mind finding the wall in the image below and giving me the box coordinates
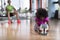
[48,0,58,18]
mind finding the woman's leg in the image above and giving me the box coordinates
[6,12,12,24]
[7,12,11,20]
[14,11,20,23]
[14,11,19,20]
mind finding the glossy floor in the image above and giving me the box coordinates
[0,20,30,40]
[0,19,60,40]
[30,19,60,40]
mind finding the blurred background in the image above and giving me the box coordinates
[0,0,60,19]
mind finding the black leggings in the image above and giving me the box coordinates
[0,13,14,17]
[6,13,14,17]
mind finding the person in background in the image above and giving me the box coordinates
[6,0,20,24]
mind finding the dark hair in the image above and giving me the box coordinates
[36,8,48,19]
[7,0,11,3]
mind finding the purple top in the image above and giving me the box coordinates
[35,17,49,26]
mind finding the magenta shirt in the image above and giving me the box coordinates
[35,17,49,26]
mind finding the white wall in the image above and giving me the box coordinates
[55,4,59,10]
[48,0,58,18]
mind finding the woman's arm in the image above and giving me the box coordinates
[6,7,10,20]
[46,21,50,29]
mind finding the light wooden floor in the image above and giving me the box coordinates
[30,19,60,40]
[0,20,30,40]
[0,19,60,40]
